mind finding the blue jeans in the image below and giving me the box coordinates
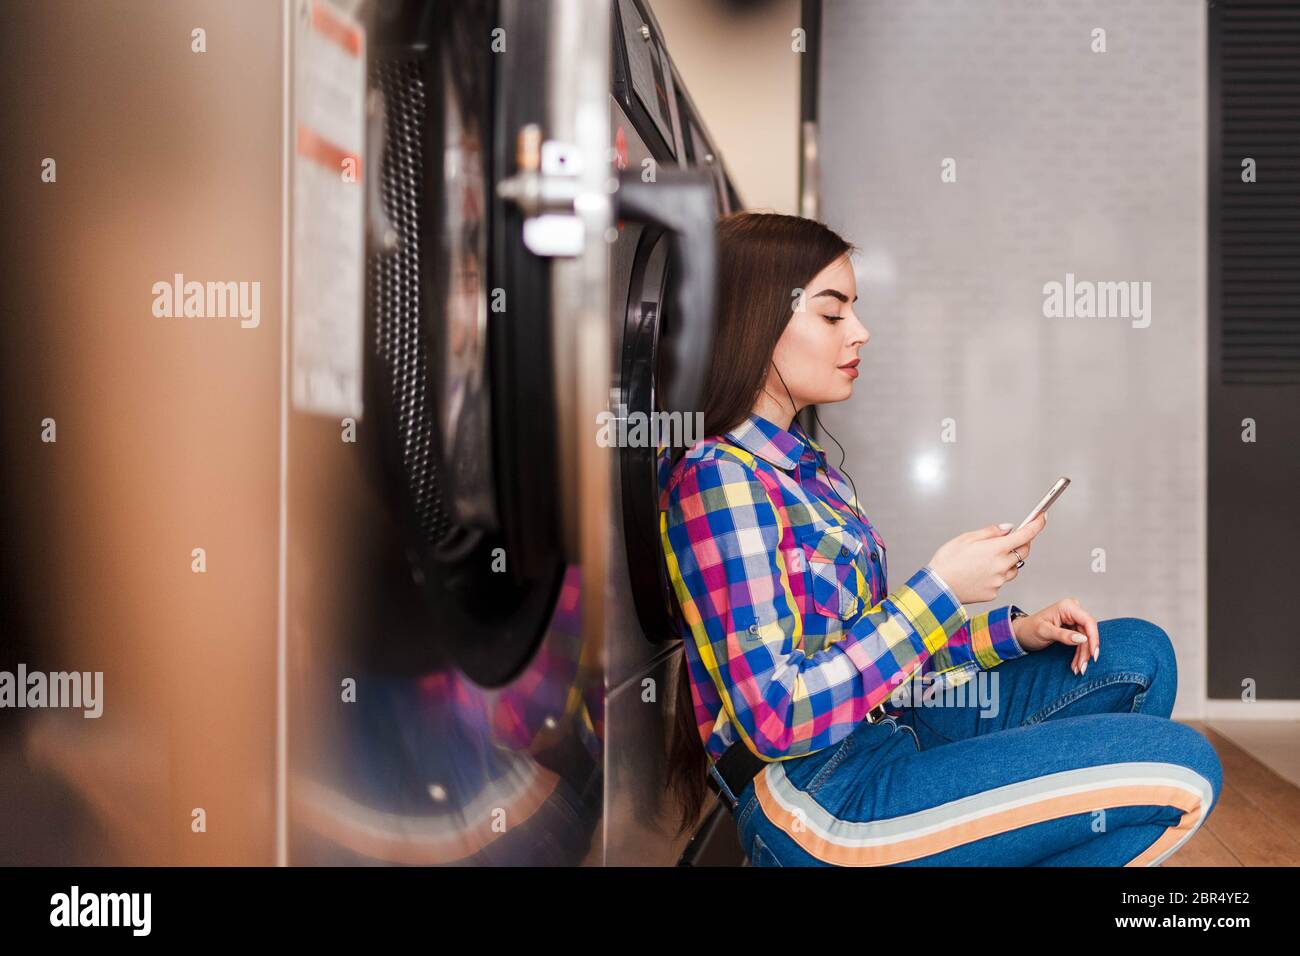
[733,617,1223,866]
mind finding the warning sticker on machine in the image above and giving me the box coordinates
[291,0,366,418]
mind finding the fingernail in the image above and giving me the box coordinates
[1092,646,1099,662]
[1072,634,1088,643]
[997,522,1013,531]
[1081,661,1088,675]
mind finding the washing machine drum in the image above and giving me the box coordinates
[361,0,564,686]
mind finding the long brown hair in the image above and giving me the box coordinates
[664,211,857,836]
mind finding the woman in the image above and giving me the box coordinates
[658,211,1222,866]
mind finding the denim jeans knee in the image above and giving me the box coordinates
[1173,722,1224,813]
[1098,617,1178,717]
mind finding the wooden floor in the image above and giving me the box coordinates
[1162,721,1300,866]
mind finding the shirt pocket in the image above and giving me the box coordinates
[798,524,870,620]
[864,523,887,594]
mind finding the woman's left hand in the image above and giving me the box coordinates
[1010,598,1100,675]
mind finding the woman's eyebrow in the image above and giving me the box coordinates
[812,289,859,303]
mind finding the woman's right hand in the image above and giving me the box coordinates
[926,513,1047,605]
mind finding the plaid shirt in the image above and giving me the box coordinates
[658,411,1026,764]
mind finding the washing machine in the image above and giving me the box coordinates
[284,0,745,866]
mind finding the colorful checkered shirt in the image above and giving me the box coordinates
[658,411,1026,764]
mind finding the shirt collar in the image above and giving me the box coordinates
[723,411,827,472]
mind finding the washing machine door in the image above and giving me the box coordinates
[360,0,564,685]
[614,177,718,653]
[604,51,723,660]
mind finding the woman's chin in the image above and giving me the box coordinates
[810,387,853,406]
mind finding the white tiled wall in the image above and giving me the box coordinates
[817,0,1207,717]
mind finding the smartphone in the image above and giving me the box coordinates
[1013,477,1070,532]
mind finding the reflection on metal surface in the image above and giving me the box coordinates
[291,567,604,865]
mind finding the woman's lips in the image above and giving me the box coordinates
[838,359,860,379]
